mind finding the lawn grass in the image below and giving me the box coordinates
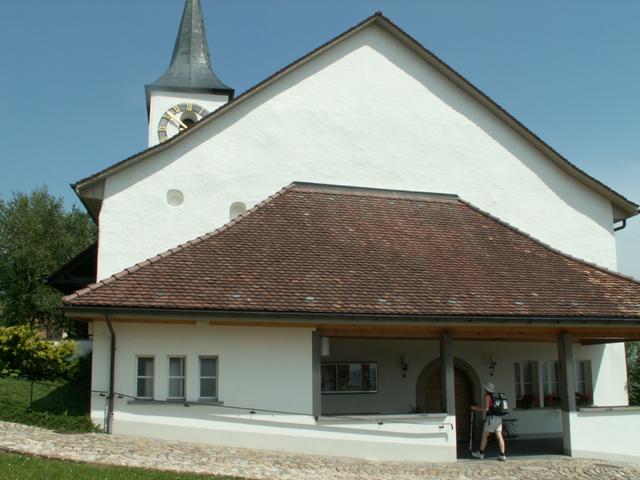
[0,360,96,433]
[0,452,238,480]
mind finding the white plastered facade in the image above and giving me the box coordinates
[90,321,457,462]
[98,25,617,281]
[89,323,631,461]
[87,22,636,461]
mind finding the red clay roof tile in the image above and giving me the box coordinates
[64,183,640,319]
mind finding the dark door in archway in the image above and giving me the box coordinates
[425,367,473,441]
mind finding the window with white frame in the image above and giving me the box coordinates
[542,361,560,407]
[575,360,593,405]
[514,361,539,408]
[321,363,378,393]
[199,356,218,400]
[136,356,154,399]
[168,357,186,399]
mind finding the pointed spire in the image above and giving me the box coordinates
[148,0,233,95]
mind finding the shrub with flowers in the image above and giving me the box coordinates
[575,392,592,406]
[544,394,562,408]
[516,393,537,409]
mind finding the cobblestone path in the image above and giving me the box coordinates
[1,422,639,479]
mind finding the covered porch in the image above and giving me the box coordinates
[312,321,640,462]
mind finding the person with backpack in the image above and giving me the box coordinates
[471,382,507,461]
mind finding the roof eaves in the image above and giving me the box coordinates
[63,305,640,324]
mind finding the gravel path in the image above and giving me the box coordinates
[1,421,639,479]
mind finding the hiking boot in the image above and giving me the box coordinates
[497,454,507,462]
[471,451,484,459]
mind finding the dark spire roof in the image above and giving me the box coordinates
[147,0,233,96]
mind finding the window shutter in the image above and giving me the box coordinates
[531,361,540,407]
[584,360,593,399]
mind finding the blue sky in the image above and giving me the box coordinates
[0,1,638,278]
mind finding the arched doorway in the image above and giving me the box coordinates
[416,358,481,442]
[425,367,473,440]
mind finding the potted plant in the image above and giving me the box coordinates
[516,393,537,409]
[544,394,562,408]
[575,392,592,407]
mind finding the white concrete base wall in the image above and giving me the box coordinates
[91,402,456,462]
[504,409,562,438]
[568,409,640,464]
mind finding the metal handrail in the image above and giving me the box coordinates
[91,390,454,429]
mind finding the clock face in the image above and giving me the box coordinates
[157,103,210,142]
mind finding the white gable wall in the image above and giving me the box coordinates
[98,25,616,281]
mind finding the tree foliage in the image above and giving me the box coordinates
[627,342,640,405]
[0,325,76,380]
[0,187,95,334]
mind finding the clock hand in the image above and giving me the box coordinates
[165,111,189,130]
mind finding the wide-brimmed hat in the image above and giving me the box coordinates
[483,382,495,393]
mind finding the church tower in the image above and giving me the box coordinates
[145,0,234,146]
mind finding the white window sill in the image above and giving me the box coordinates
[127,399,224,406]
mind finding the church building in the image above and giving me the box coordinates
[61,0,640,462]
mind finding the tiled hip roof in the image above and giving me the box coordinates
[64,183,640,319]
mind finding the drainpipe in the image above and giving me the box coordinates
[614,219,626,232]
[105,313,116,434]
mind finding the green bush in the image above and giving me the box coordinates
[0,325,76,380]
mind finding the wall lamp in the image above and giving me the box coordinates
[401,355,409,378]
[489,354,497,377]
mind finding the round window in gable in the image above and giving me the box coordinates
[229,201,247,220]
[166,189,184,206]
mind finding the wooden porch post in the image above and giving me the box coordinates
[312,330,321,420]
[440,331,455,414]
[558,332,577,412]
[557,332,576,455]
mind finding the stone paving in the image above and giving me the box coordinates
[1,421,639,479]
